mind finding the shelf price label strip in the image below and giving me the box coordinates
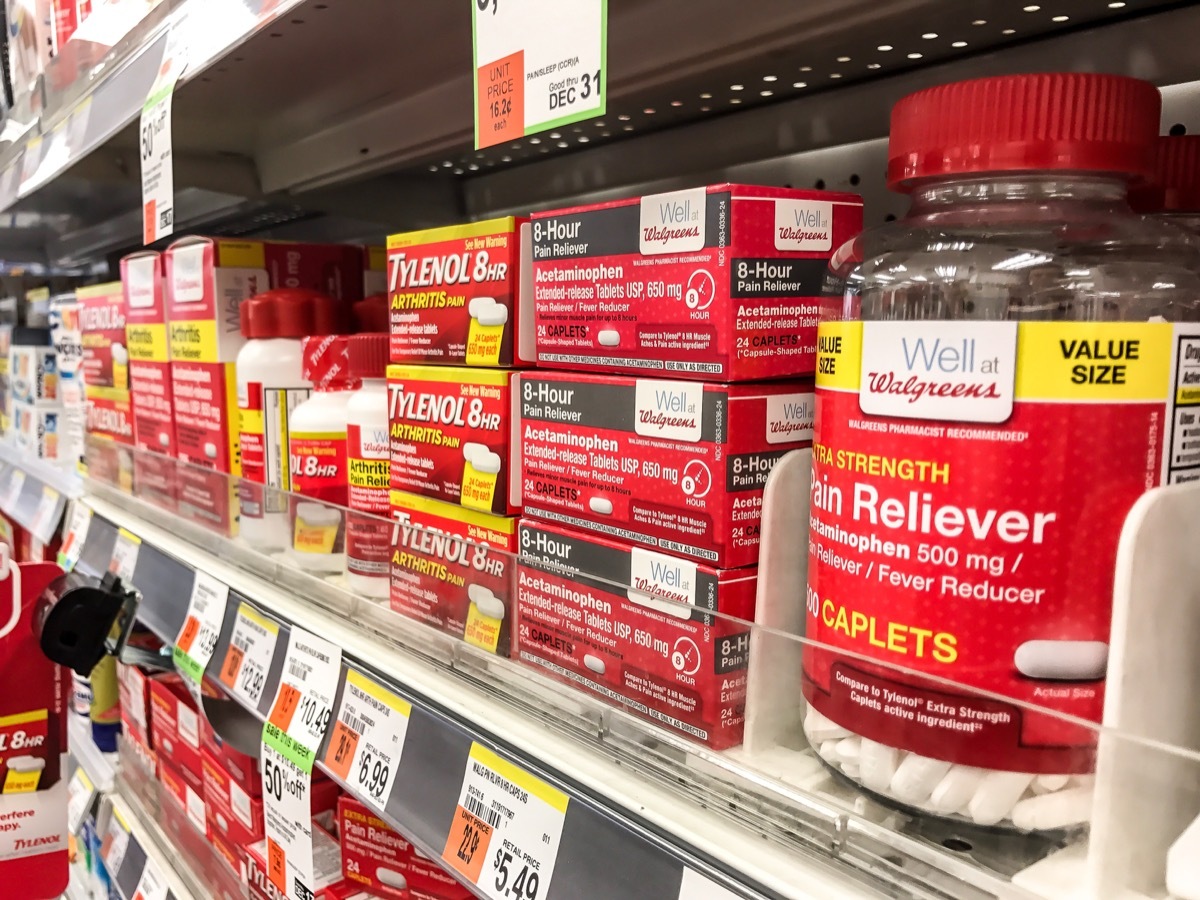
[173,571,230,682]
[262,627,342,900]
[58,500,92,571]
[322,667,412,811]
[442,742,569,900]
[110,528,142,583]
[66,768,96,835]
[78,504,783,900]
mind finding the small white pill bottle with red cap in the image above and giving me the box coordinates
[288,335,357,573]
[804,72,1200,830]
[1132,134,1200,236]
[236,289,340,553]
[345,333,391,600]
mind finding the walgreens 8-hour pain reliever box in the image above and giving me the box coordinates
[520,372,813,568]
[387,217,533,367]
[387,364,519,514]
[517,520,755,749]
[390,489,517,655]
[530,184,862,380]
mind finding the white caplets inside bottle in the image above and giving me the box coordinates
[801,706,1093,829]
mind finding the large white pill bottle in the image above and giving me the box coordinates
[236,289,340,552]
[803,72,1200,830]
[345,332,391,599]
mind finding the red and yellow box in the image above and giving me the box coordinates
[388,217,532,368]
[149,674,204,781]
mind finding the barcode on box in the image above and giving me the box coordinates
[465,794,502,829]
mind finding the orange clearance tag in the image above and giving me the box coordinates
[268,683,302,731]
[323,720,360,782]
[442,805,493,885]
[143,200,156,245]
[219,644,244,689]
[476,49,525,148]
[176,615,200,653]
[267,838,287,895]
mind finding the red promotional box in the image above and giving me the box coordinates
[389,489,517,654]
[516,520,755,749]
[530,184,862,380]
[245,824,352,900]
[203,747,263,847]
[78,281,127,390]
[121,250,176,455]
[387,217,533,368]
[519,372,813,567]
[387,365,519,514]
[202,714,261,797]
[149,674,203,781]
[116,661,152,751]
[159,758,207,837]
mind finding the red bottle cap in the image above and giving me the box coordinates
[301,335,354,390]
[1131,135,1200,213]
[352,293,389,333]
[888,73,1161,191]
[347,333,389,380]
[240,289,342,339]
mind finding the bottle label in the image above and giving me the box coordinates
[239,383,310,518]
[289,430,348,556]
[347,422,391,578]
[804,320,1200,773]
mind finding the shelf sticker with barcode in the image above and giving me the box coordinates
[322,668,411,811]
[266,628,342,753]
[57,501,92,571]
[218,603,279,710]
[30,485,60,540]
[2,469,25,511]
[140,12,189,244]
[442,742,569,900]
[66,768,95,834]
[132,858,169,900]
[261,739,315,900]
[103,806,131,875]
[173,572,230,682]
[678,870,746,900]
[109,528,141,583]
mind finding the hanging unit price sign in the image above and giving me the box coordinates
[1,469,25,511]
[218,603,279,710]
[132,859,169,900]
[322,668,411,810]
[261,628,342,900]
[140,15,189,244]
[472,0,607,148]
[30,485,61,542]
[103,807,132,876]
[173,572,229,682]
[442,742,569,900]
[66,769,96,835]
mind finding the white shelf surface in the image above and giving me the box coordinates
[69,713,117,795]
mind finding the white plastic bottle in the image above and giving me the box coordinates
[345,333,390,599]
[288,335,357,573]
[236,289,339,552]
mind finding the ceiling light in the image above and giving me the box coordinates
[836,56,851,62]
[643,107,656,114]
[793,81,807,87]
[877,44,893,51]
[1002,28,1015,33]
[730,98,742,104]
[907,52,923,59]
[867,63,881,69]
[799,66,812,72]
[700,92,712,99]
[501,155,512,162]
[617,114,630,121]
[550,131,561,138]
[922,32,937,38]
[972,18,987,24]
[1108,1,1126,6]
[1023,4,1039,10]
[556,141,568,148]
[730,84,744,90]
[830,73,842,78]
[670,100,683,107]
[763,75,778,82]
[578,136,589,143]
[952,40,967,47]
[529,137,541,144]
[1052,14,1068,20]
[467,163,479,170]
[760,89,773,96]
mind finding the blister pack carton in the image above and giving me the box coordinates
[530,184,862,380]
[516,520,755,749]
[519,372,813,567]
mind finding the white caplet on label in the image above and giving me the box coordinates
[377,868,409,889]
[203,442,218,459]
[462,442,489,464]
[583,654,606,674]
[158,431,170,446]
[476,306,508,327]
[296,501,341,526]
[1014,640,1107,680]
[7,755,44,772]
[468,297,497,318]
[597,329,621,347]
[468,585,506,620]
[111,343,127,364]
[472,451,502,475]
[589,497,613,515]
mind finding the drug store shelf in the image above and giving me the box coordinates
[0,440,76,543]
[69,713,117,796]
[74,482,875,900]
[97,788,201,900]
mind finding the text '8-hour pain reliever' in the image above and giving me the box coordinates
[804,72,1200,830]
